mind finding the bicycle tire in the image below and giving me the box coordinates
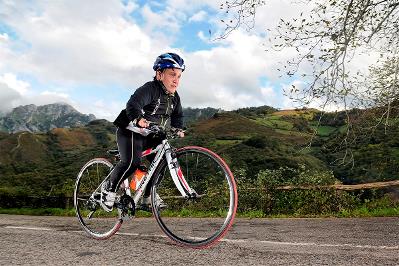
[151,146,238,248]
[74,158,123,239]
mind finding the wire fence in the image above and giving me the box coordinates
[241,180,399,191]
[1,181,398,211]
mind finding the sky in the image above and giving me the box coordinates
[0,0,313,121]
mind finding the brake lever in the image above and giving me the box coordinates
[170,127,186,138]
[148,123,168,137]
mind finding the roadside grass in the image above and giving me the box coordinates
[237,206,399,218]
[1,206,398,218]
[0,208,76,216]
[0,208,156,218]
[336,206,399,218]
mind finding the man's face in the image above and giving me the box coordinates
[157,68,182,94]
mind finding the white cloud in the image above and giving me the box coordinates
[90,18,153,70]
[0,80,22,113]
[280,80,305,110]
[197,30,214,44]
[0,1,163,87]
[0,73,75,113]
[253,0,313,32]
[280,79,347,111]
[41,90,69,99]
[0,33,9,42]
[78,99,124,121]
[197,31,206,42]
[0,73,30,95]
[0,0,321,119]
[123,1,139,14]
[189,10,207,22]
[0,75,114,117]
[28,92,72,107]
[178,30,296,110]
[166,0,220,13]
[140,4,184,39]
[260,86,279,106]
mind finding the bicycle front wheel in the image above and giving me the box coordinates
[151,146,238,248]
[74,158,122,239]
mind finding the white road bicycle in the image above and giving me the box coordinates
[74,123,238,248]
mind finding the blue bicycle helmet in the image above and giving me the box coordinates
[153,52,185,71]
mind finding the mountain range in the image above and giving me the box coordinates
[0,103,220,134]
[0,103,96,133]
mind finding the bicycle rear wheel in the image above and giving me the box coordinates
[151,146,238,248]
[74,158,124,239]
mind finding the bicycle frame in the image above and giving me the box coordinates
[75,122,238,247]
[120,129,196,209]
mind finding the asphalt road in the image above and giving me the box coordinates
[0,214,398,265]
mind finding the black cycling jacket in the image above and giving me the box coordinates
[113,80,184,129]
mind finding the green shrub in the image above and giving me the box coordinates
[236,166,359,215]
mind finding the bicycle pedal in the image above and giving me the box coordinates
[137,204,152,212]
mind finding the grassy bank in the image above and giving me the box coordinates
[237,206,399,218]
[0,208,153,218]
[1,206,398,218]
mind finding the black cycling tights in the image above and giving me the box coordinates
[107,127,160,196]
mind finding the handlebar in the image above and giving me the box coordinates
[125,121,184,139]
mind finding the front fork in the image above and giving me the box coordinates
[165,148,197,199]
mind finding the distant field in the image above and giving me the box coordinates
[315,125,337,137]
[254,116,294,131]
[272,109,318,120]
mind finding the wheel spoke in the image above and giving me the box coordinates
[152,147,237,248]
[74,158,123,239]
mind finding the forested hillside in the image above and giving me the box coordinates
[183,107,399,185]
[1,106,398,201]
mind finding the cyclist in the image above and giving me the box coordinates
[101,52,185,212]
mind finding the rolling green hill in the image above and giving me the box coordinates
[0,105,398,201]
